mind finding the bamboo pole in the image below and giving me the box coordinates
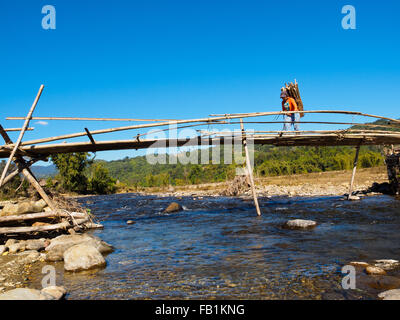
[0,121,56,210]
[6,116,178,122]
[1,168,20,186]
[215,121,400,130]
[209,110,400,124]
[13,110,400,147]
[2,132,400,158]
[18,166,56,210]
[1,157,45,187]
[0,85,44,187]
[348,144,361,200]
[240,119,261,216]
[0,211,87,224]
[0,124,12,145]
[200,129,400,136]
[4,128,34,132]
[0,218,88,235]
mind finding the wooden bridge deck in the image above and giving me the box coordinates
[1,132,400,158]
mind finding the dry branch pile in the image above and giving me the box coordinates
[0,196,101,238]
[222,175,251,196]
[284,80,304,117]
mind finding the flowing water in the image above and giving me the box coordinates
[30,193,400,299]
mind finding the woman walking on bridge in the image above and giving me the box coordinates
[281,89,299,131]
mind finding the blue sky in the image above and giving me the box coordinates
[0,0,399,162]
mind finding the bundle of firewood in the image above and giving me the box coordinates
[284,80,304,117]
[0,198,102,237]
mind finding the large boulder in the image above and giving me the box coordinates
[163,202,183,213]
[0,200,47,216]
[283,219,317,230]
[63,244,106,271]
[45,234,113,261]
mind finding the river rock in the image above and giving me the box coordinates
[0,200,47,216]
[4,239,17,248]
[374,259,400,270]
[365,266,387,275]
[347,195,361,201]
[126,220,135,225]
[8,242,25,254]
[40,286,66,300]
[163,202,182,213]
[63,244,106,271]
[378,289,400,300]
[32,199,47,212]
[0,288,42,300]
[16,250,40,264]
[350,261,370,267]
[283,219,317,230]
[45,234,113,261]
[364,275,400,290]
[25,239,46,251]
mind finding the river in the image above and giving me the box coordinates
[29,193,400,299]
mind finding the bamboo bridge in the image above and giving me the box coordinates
[0,85,399,235]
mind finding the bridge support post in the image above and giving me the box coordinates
[240,119,261,216]
[347,144,361,200]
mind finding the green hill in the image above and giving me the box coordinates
[99,145,385,188]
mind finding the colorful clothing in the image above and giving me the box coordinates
[281,97,298,113]
[282,97,299,131]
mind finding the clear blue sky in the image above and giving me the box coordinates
[1,0,399,161]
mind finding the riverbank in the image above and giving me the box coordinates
[0,234,113,298]
[133,166,389,198]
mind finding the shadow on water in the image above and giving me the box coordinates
[34,193,400,299]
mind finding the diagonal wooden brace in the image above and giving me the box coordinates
[1,157,48,188]
[0,85,44,187]
[0,121,56,210]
